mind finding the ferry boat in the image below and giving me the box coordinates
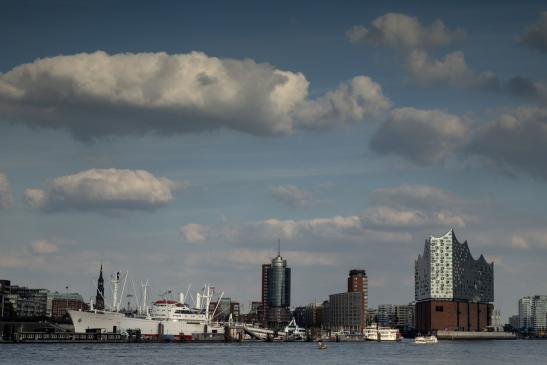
[69,271,223,341]
[283,318,307,341]
[364,324,400,341]
[414,335,438,344]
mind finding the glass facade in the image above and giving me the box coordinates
[267,256,291,307]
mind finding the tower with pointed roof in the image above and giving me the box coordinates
[95,264,105,310]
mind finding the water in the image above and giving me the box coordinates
[1,340,546,364]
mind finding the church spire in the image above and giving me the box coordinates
[95,262,105,310]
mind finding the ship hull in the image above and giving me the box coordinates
[69,310,208,339]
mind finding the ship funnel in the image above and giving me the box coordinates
[179,292,185,304]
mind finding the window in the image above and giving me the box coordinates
[435,305,444,312]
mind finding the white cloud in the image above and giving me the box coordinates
[270,185,312,208]
[180,223,210,244]
[31,240,60,254]
[346,13,464,49]
[370,107,468,164]
[371,184,462,211]
[407,50,498,90]
[360,206,466,229]
[0,173,13,209]
[347,14,498,91]
[0,51,390,139]
[180,203,465,248]
[519,11,547,53]
[24,168,180,213]
[296,76,391,128]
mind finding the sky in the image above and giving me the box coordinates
[1,0,547,320]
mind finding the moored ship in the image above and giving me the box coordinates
[364,324,400,341]
[69,270,223,341]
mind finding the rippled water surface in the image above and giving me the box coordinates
[1,340,546,364]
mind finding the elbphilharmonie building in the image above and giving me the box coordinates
[415,229,494,332]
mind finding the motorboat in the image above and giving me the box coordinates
[414,335,438,344]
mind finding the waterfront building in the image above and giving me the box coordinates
[47,292,87,319]
[4,284,49,318]
[366,307,378,325]
[295,302,323,329]
[519,295,547,334]
[0,280,13,319]
[324,292,362,333]
[323,269,368,333]
[508,315,519,330]
[260,263,270,326]
[519,296,532,330]
[377,303,415,329]
[347,269,368,330]
[414,229,494,332]
[260,244,291,328]
[208,297,240,322]
[95,264,105,310]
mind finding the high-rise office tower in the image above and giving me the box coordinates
[519,295,547,334]
[347,269,368,330]
[261,241,291,328]
[260,263,271,327]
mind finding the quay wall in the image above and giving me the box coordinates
[437,330,517,340]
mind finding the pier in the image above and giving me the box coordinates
[436,330,517,340]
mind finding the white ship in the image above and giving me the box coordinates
[364,324,400,341]
[414,335,438,344]
[69,271,223,341]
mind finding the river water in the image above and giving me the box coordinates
[1,340,546,364]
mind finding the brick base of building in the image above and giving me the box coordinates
[415,300,493,333]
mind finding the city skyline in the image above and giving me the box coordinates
[1,1,547,320]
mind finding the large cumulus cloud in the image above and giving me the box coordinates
[346,13,464,49]
[468,106,547,179]
[370,107,468,164]
[519,11,547,53]
[347,13,498,91]
[0,51,390,139]
[24,168,182,213]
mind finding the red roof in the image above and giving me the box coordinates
[154,299,178,305]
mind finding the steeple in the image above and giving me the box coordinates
[277,238,281,257]
[95,263,105,310]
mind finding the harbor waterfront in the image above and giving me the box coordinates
[0,341,546,365]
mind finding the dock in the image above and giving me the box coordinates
[12,331,130,343]
[437,330,517,340]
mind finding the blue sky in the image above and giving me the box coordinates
[1,0,546,319]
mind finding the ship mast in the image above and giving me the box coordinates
[111,272,120,312]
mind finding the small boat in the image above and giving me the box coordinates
[414,335,438,344]
[318,341,327,350]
